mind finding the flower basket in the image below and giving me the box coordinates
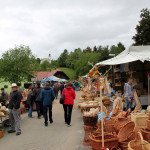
[83,116,98,126]
[118,121,137,142]
[128,132,150,150]
[141,128,150,143]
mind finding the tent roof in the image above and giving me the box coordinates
[42,76,59,83]
[95,45,150,66]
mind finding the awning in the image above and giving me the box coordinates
[95,45,150,66]
[42,76,59,83]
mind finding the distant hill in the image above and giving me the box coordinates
[58,68,77,81]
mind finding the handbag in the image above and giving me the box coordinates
[60,89,65,104]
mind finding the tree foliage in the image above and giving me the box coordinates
[0,45,37,83]
[133,8,150,45]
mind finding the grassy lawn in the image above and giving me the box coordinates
[59,68,77,81]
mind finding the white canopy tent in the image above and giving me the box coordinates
[95,45,150,66]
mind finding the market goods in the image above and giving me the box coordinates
[118,141,128,150]
[141,128,150,143]
[0,129,4,138]
[0,106,6,112]
[101,96,110,102]
[104,100,112,107]
[104,119,115,133]
[147,119,150,130]
[131,113,149,129]
[114,117,130,134]
[83,116,98,126]
[0,111,5,117]
[118,121,137,142]
[89,132,119,150]
[128,132,150,150]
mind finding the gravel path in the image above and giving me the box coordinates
[0,91,91,150]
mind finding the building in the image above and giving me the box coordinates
[40,54,51,64]
[31,69,70,81]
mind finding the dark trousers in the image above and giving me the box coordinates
[43,105,52,123]
[63,104,73,125]
[54,91,58,99]
[35,102,41,117]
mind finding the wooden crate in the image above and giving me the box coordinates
[131,113,150,129]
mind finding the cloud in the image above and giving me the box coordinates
[0,0,150,59]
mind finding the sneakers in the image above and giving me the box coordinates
[45,123,48,127]
[8,130,16,133]
[16,132,21,136]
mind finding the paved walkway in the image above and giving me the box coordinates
[0,91,91,150]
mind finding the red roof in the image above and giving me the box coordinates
[33,69,62,79]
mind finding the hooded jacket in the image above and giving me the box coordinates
[40,87,55,106]
[34,87,42,102]
[62,86,75,105]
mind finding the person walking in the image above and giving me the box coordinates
[40,82,55,126]
[34,83,42,119]
[59,82,64,95]
[8,83,22,136]
[53,81,60,99]
[62,82,75,127]
[27,87,35,118]
[124,78,134,111]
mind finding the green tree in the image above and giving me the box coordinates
[0,45,37,83]
[36,58,41,64]
[57,49,69,67]
[40,60,51,71]
[133,8,150,45]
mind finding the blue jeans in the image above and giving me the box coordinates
[28,103,33,117]
[125,97,133,111]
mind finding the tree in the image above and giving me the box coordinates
[110,42,125,55]
[36,58,41,64]
[0,45,37,83]
[57,49,69,67]
[40,60,51,71]
[93,46,98,52]
[133,8,150,45]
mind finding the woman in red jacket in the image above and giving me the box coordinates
[62,82,75,127]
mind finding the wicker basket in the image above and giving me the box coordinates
[83,116,98,126]
[0,129,4,138]
[104,119,115,133]
[141,128,150,143]
[147,119,150,130]
[114,117,130,134]
[89,133,119,150]
[118,141,128,150]
[128,132,150,150]
[118,121,136,142]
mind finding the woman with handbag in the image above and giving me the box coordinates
[62,82,75,127]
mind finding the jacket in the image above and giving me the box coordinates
[124,83,133,98]
[40,87,55,106]
[53,83,60,92]
[62,86,75,105]
[27,90,35,105]
[8,90,22,109]
[34,87,42,102]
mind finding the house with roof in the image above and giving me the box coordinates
[31,69,70,82]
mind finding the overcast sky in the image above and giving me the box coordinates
[0,0,150,59]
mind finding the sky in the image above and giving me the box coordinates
[0,0,150,60]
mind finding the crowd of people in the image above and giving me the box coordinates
[2,81,77,136]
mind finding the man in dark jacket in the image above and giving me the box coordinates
[1,88,8,105]
[8,83,22,136]
[53,81,60,99]
[34,83,42,119]
[59,82,64,95]
[40,82,55,126]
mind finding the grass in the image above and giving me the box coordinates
[58,68,77,81]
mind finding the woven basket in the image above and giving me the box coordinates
[83,116,98,126]
[119,141,128,150]
[128,132,150,150]
[0,129,4,138]
[89,133,119,150]
[114,117,130,134]
[147,119,150,130]
[104,119,115,133]
[118,121,136,142]
[141,128,150,143]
